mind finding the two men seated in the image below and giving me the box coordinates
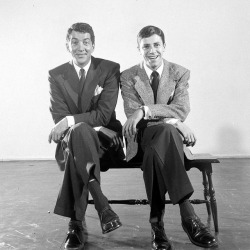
[48,22,217,250]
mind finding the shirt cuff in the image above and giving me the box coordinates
[94,126,103,131]
[66,116,75,127]
[165,118,179,125]
[142,106,152,120]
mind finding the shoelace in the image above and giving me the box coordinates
[188,217,210,237]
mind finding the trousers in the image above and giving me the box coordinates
[54,122,121,221]
[139,123,194,223]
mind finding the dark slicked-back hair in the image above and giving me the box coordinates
[66,23,95,44]
[137,25,165,45]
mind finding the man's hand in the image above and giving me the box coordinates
[48,117,68,143]
[99,127,124,151]
[175,121,197,147]
[122,108,144,138]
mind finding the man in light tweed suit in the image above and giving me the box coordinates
[121,25,217,249]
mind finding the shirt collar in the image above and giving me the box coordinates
[72,58,91,79]
[143,60,164,80]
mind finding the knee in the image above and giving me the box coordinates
[69,122,95,140]
[150,124,181,148]
[156,123,178,137]
[71,122,91,133]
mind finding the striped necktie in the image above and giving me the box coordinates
[151,71,159,103]
[78,68,86,111]
[79,68,86,94]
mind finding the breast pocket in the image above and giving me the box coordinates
[88,94,101,110]
[167,90,175,104]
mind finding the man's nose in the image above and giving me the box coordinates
[149,46,156,53]
[78,42,85,51]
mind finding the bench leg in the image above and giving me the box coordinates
[202,170,211,216]
[207,168,219,233]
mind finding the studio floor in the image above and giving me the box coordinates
[0,158,250,250]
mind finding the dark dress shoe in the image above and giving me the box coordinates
[99,207,122,234]
[182,216,218,248]
[151,223,172,250]
[64,221,86,249]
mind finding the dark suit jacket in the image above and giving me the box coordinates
[120,59,190,161]
[49,56,122,169]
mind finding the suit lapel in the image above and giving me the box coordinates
[61,62,80,112]
[134,60,176,105]
[80,57,100,113]
[157,59,176,104]
[134,62,154,105]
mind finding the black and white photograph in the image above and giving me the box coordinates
[0,0,250,249]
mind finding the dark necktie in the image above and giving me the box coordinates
[151,71,159,103]
[79,68,86,94]
[78,68,85,111]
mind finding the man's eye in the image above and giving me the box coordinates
[83,42,90,46]
[72,41,78,45]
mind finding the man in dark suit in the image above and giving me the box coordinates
[48,23,124,249]
[121,25,217,249]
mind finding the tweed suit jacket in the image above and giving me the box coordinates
[120,59,191,161]
[49,56,122,170]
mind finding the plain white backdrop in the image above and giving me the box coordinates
[0,0,250,160]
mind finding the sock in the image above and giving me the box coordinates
[179,199,197,220]
[70,214,77,221]
[88,179,109,213]
[70,214,82,224]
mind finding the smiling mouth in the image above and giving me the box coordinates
[148,55,158,60]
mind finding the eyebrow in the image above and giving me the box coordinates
[71,38,91,41]
[143,42,160,46]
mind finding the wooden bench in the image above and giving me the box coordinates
[89,147,220,232]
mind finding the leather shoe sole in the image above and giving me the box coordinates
[182,223,218,248]
[65,220,87,249]
[102,218,122,234]
[151,223,172,250]
[99,208,122,234]
[152,244,172,250]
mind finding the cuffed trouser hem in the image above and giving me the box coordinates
[54,206,75,219]
[54,205,86,221]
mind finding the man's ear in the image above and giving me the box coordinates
[66,42,70,53]
[137,46,141,55]
[163,43,166,52]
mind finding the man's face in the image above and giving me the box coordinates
[138,34,165,70]
[66,31,94,67]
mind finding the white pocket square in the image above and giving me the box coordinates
[170,90,174,98]
[94,85,103,96]
[169,90,175,101]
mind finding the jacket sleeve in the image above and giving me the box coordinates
[120,72,144,118]
[49,72,71,124]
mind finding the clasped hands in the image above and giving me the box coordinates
[122,108,196,147]
[48,118,124,150]
[99,127,124,151]
[48,112,196,148]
